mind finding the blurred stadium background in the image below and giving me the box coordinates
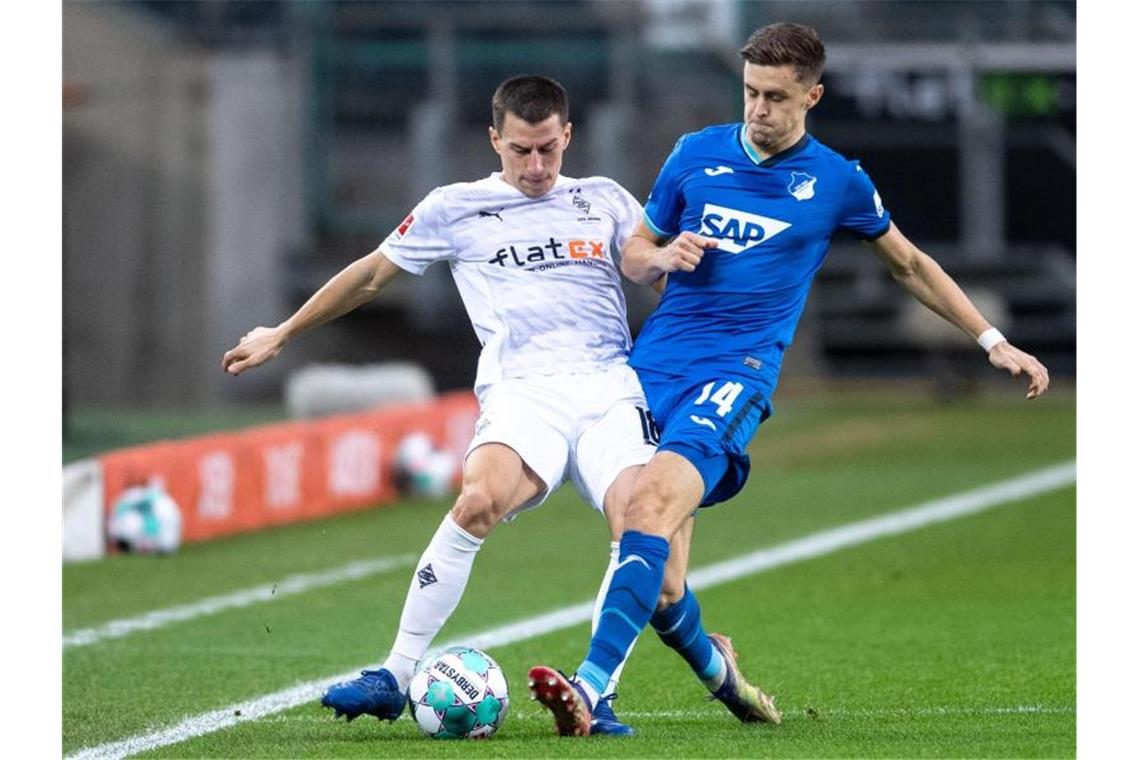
[62,0,1075,437]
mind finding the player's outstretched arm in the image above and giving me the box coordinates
[869,223,1050,399]
[620,221,718,286]
[222,249,402,376]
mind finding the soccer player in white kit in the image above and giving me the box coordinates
[222,76,654,735]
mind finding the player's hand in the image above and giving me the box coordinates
[988,341,1050,399]
[659,231,718,273]
[222,325,287,376]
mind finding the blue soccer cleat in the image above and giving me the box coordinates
[528,665,593,736]
[590,694,635,737]
[708,633,782,724]
[320,668,407,722]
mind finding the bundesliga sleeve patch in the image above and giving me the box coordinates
[395,213,416,238]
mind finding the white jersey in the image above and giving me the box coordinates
[379,173,643,392]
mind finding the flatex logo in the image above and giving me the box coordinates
[487,237,607,267]
[698,203,791,254]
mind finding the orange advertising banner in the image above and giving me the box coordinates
[99,392,479,545]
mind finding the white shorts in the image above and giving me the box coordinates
[466,364,657,519]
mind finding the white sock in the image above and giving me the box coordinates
[382,514,483,690]
[702,654,727,692]
[591,541,632,700]
[589,542,619,633]
[574,675,602,709]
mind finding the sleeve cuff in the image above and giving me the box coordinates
[643,212,675,240]
[377,244,427,276]
[852,219,892,241]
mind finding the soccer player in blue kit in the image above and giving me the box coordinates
[530,22,1051,736]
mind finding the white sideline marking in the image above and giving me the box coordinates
[687,461,1077,591]
[242,703,1077,723]
[63,555,416,649]
[514,704,1077,720]
[67,461,1075,760]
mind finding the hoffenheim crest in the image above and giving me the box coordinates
[788,172,817,201]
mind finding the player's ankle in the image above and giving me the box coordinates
[573,674,601,710]
[700,653,727,692]
[380,653,418,691]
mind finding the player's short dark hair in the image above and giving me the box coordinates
[739,23,826,85]
[491,75,569,132]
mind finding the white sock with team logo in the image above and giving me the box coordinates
[591,541,632,700]
[383,514,483,690]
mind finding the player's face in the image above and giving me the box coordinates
[490,112,572,198]
[742,62,823,156]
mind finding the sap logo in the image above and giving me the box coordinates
[488,238,607,267]
[698,203,791,254]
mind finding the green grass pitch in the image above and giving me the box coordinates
[63,388,1075,758]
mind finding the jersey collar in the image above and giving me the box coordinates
[491,172,570,198]
[737,125,811,167]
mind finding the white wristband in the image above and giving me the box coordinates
[977,327,1006,352]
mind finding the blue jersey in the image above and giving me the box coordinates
[630,124,891,393]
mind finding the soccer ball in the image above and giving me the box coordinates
[106,483,183,554]
[407,646,509,739]
[393,431,457,499]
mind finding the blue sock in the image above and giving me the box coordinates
[576,531,670,699]
[650,584,725,690]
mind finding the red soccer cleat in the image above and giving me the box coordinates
[527,665,593,737]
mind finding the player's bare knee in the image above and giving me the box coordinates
[450,482,500,537]
[626,476,680,535]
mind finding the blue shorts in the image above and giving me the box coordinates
[636,367,773,507]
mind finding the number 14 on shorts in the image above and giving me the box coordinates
[693,381,744,417]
